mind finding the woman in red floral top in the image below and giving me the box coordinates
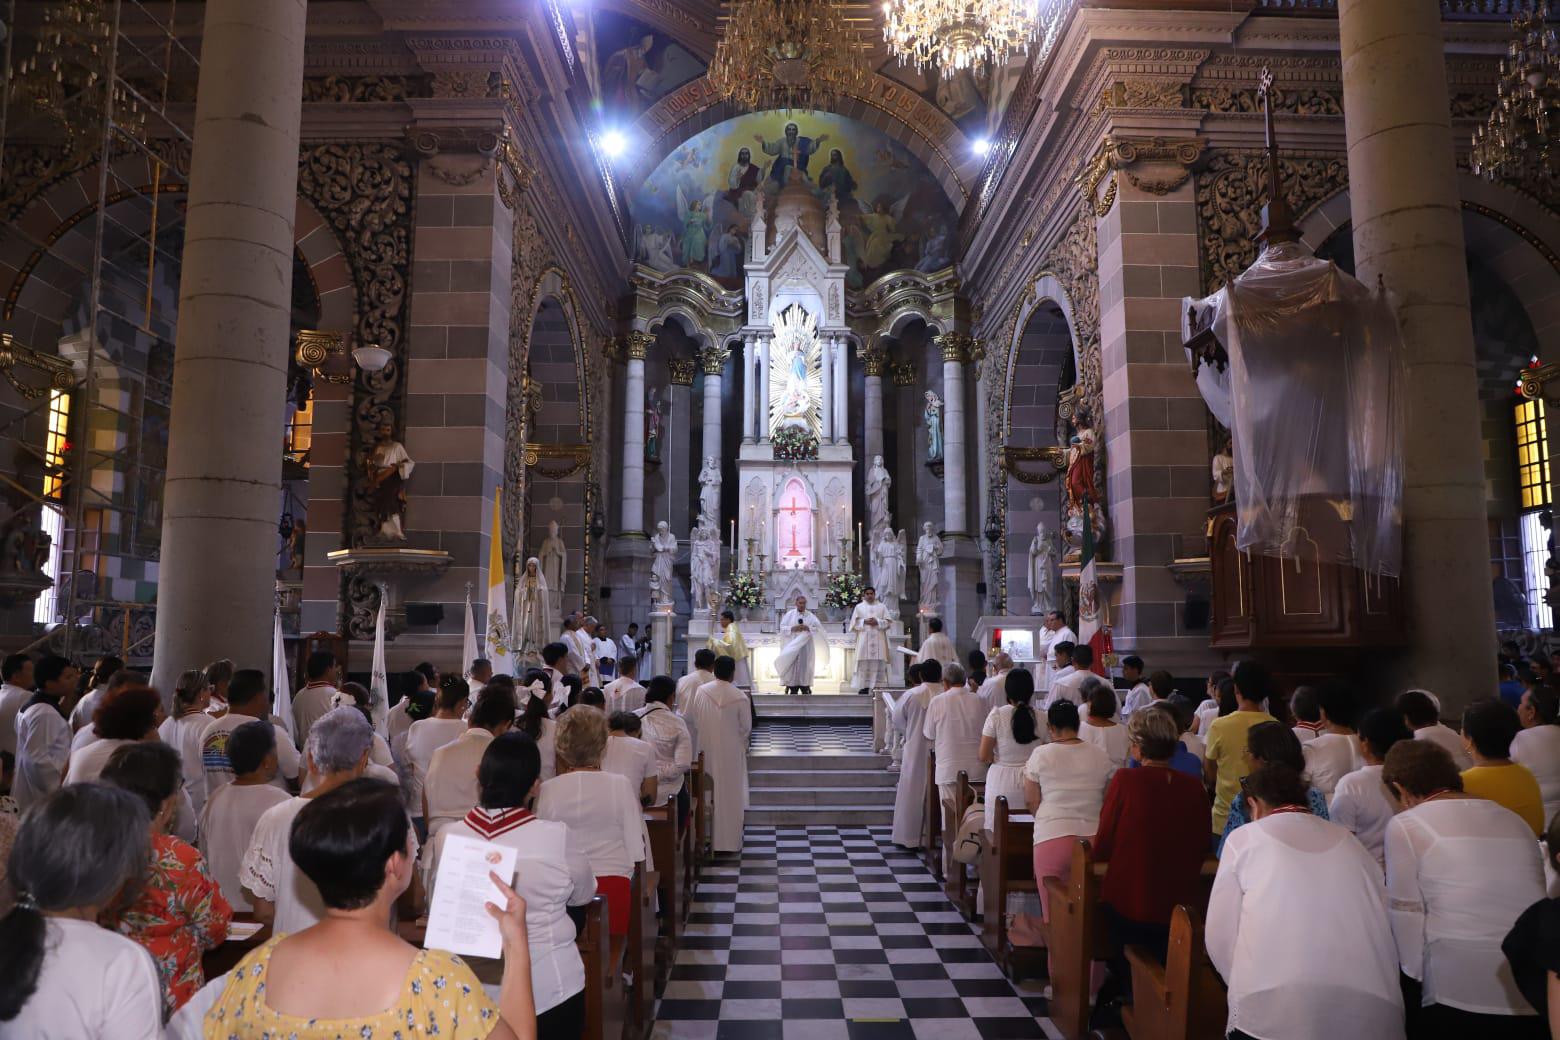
[100,740,232,1017]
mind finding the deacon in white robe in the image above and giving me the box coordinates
[850,589,892,694]
[1038,611,1077,691]
[890,667,938,847]
[603,658,646,714]
[916,621,956,669]
[685,659,752,852]
[675,651,716,749]
[775,597,827,696]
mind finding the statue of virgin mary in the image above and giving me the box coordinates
[512,556,553,661]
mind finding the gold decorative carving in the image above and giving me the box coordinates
[430,68,503,99]
[302,75,428,103]
[1196,150,1349,291]
[1094,78,1186,114]
[1191,84,1342,116]
[1079,135,1206,216]
[700,346,731,376]
[521,443,592,479]
[1001,445,1066,485]
[860,346,887,377]
[890,360,918,387]
[626,331,652,361]
[668,357,697,385]
[0,332,74,400]
[936,332,974,364]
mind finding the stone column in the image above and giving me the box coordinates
[939,335,970,535]
[820,335,834,444]
[834,335,848,443]
[1340,0,1496,702]
[701,345,728,466]
[618,333,650,535]
[151,0,306,692]
[863,345,886,461]
[741,333,756,443]
[758,336,771,443]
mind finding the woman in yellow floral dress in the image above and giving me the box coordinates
[205,778,537,1040]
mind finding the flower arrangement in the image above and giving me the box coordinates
[726,571,765,608]
[771,423,819,461]
[823,572,866,610]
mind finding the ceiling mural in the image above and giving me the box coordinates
[874,58,992,140]
[588,11,706,127]
[629,110,960,290]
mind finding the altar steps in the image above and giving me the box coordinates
[750,693,873,720]
[745,735,897,827]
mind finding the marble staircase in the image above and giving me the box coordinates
[745,723,897,827]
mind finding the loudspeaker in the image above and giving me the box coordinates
[1183,594,1210,632]
[405,602,444,627]
[975,582,987,596]
[599,587,613,599]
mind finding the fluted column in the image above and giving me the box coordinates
[151,0,306,693]
[702,345,729,467]
[758,336,771,443]
[820,335,834,445]
[741,334,756,444]
[833,335,848,443]
[1340,0,1496,702]
[863,345,886,461]
[938,333,971,535]
[619,331,651,536]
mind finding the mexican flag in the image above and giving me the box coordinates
[1077,496,1111,676]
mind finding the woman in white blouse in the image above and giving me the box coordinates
[1329,707,1413,871]
[0,783,163,1039]
[429,730,596,1040]
[1021,700,1114,924]
[1206,762,1405,1040]
[979,668,1042,824]
[1078,679,1129,770]
[535,705,646,938]
[1381,740,1547,1037]
[1513,685,1560,830]
[158,669,213,815]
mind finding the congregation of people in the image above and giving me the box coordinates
[886,639,1560,1038]
[0,603,759,1040]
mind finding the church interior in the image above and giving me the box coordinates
[1,0,1560,1038]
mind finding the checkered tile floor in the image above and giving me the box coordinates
[653,826,1058,1040]
[748,722,877,756]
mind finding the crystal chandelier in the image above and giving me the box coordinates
[11,0,145,158]
[1471,0,1559,195]
[708,0,869,113]
[881,0,1052,73]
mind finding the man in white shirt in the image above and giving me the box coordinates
[0,652,34,760]
[467,657,492,697]
[1118,656,1154,718]
[564,614,599,687]
[201,669,302,794]
[635,675,693,812]
[198,717,290,911]
[1289,685,1325,745]
[916,616,956,669]
[12,654,80,810]
[1395,689,1473,771]
[401,679,470,829]
[592,621,619,682]
[541,642,573,699]
[67,654,122,733]
[1038,611,1077,692]
[676,648,716,709]
[241,707,397,934]
[921,663,990,809]
[685,655,752,853]
[1328,707,1409,871]
[622,623,648,673]
[1301,683,1363,798]
[1513,684,1560,827]
[977,653,1014,713]
[423,687,515,842]
[604,711,659,804]
[289,650,341,750]
[851,587,893,696]
[1044,642,1091,709]
[604,655,647,714]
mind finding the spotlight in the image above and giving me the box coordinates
[972,137,992,157]
[600,130,627,158]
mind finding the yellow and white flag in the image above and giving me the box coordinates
[485,487,513,673]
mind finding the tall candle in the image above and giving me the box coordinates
[730,519,736,557]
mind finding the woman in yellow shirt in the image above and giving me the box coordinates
[1460,698,1546,835]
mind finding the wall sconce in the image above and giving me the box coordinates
[0,332,76,400]
[295,330,391,384]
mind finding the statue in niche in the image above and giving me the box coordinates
[924,391,944,462]
[690,521,721,614]
[538,519,567,615]
[651,521,679,607]
[366,420,415,542]
[916,522,944,614]
[513,557,553,661]
[0,509,50,578]
[1061,412,1107,560]
[871,526,907,617]
[1211,442,1234,503]
[865,455,893,537]
[1027,521,1061,616]
[645,386,663,465]
[698,456,721,529]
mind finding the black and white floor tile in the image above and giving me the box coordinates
[748,723,877,756]
[653,826,1058,1040]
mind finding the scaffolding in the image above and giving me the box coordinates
[1,0,197,661]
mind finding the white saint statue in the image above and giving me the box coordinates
[650,521,679,607]
[512,556,552,661]
[1027,520,1061,616]
[774,595,826,695]
[538,519,567,615]
[865,454,892,537]
[689,522,720,613]
[849,587,892,694]
[916,522,944,613]
[698,456,721,529]
[871,526,907,617]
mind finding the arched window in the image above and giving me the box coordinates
[33,388,71,625]
[1514,396,1552,630]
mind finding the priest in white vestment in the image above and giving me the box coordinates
[916,616,956,668]
[685,656,752,852]
[890,659,941,847]
[775,596,827,696]
[850,588,892,695]
[675,648,717,750]
[1038,610,1077,692]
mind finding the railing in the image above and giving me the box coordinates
[1256,0,1525,15]
[24,599,156,663]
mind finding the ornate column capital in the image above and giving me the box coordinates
[935,332,975,364]
[700,346,731,376]
[890,360,918,387]
[668,357,697,385]
[625,330,652,361]
[861,346,887,377]
[1079,133,1208,218]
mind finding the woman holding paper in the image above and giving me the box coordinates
[207,778,539,1040]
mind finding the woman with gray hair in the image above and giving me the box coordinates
[239,707,420,934]
[0,783,163,1037]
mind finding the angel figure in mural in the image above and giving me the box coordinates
[513,556,553,661]
[924,391,944,462]
[538,519,567,616]
[645,387,664,465]
[698,456,721,529]
[709,225,745,280]
[636,223,675,270]
[651,521,679,607]
[859,199,906,269]
[676,186,716,267]
[871,526,907,618]
[690,522,721,614]
[916,522,944,614]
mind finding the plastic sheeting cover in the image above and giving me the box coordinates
[1184,242,1405,577]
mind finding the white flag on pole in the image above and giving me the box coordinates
[272,609,295,739]
[370,590,390,738]
[462,585,479,681]
[485,487,513,673]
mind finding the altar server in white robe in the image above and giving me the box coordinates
[916,616,956,669]
[686,655,752,852]
[604,654,646,714]
[775,596,827,696]
[851,587,893,696]
[890,659,941,848]
[1039,610,1077,692]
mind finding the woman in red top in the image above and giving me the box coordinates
[100,741,232,1017]
[1091,705,1211,1022]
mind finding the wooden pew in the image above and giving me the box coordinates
[1120,906,1228,1040]
[980,795,1045,981]
[691,752,709,870]
[644,802,680,993]
[622,862,659,1040]
[944,771,982,917]
[1042,839,1108,1040]
[577,896,625,1040]
[921,748,943,880]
